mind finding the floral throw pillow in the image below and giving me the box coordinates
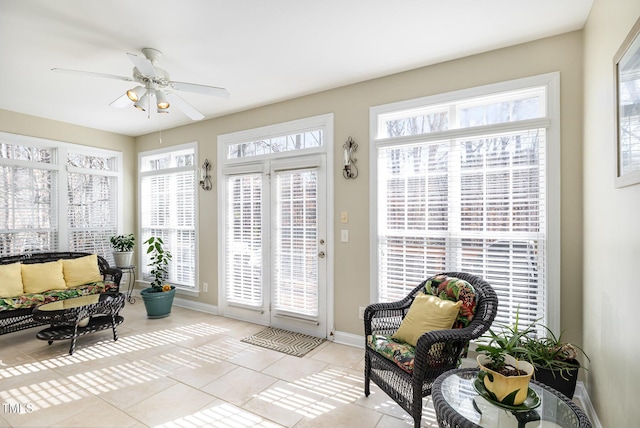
[422,274,477,329]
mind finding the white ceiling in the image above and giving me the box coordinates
[0,1,593,137]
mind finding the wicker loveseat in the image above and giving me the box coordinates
[0,252,122,335]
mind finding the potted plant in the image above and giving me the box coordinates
[475,315,535,406]
[139,236,175,318]
[109,234,135,267]
[520,325,590,398]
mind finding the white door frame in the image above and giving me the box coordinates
[217,114,334,339]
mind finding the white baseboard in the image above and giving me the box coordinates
[333,330,364,347]
[173,296,219,315]
[574,381,602,428]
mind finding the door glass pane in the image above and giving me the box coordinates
[273,169,318,317]
[225,174,263,306]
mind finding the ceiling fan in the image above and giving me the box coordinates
[52,48,229,121]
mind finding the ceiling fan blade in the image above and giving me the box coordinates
[126,53,156,77]
[109,93,132,108]
[170,81,230,98]
[166,92,205,121]
[51,68,133,82]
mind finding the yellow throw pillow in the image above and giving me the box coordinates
[62,254,103,287]
[21,260,67,293]
[392,294,463,346]
[0,263,24,298]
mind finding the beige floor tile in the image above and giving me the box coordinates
[55,398,142,427]
[201,366,279,406]
[309,342,365,369]
[157,400,285,427]
[96,370,178,410]
[124,382,218,427]
[261,354,329,383]
[294,401,383,427]
[168,358,237,389]
[227,343,287,372]
[1,385,104,428]
[241,379,325,427]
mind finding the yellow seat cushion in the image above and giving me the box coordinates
[61,255,102,287]
[392,293,462,346]
[21,260,67,293]
[0,263,24,298]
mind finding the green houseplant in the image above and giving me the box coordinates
[520,324,589,398]
[109,234,135,267]
[139,237,176,318]
[477,311,589,400]
[475,314,535,406]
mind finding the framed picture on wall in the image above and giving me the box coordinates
[614,17,640,188]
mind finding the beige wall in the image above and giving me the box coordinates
[583,0,640,426]
[137,31,585,346]
[0,109,138,250]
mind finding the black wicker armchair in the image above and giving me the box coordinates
[364,272,498,428]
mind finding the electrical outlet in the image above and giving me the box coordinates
[203,282,208,292]
[358,306,366,320]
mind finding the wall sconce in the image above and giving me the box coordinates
[199,159,212,191]
[343,136,358,179]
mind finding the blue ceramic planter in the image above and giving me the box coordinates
[140,287,176,318]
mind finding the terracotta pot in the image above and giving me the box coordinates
[477,354,534,406]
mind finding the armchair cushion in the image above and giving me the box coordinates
[367,335,416,373]
[423,275,477,328]
[392,294,462,346]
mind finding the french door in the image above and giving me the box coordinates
[220,156,327,338]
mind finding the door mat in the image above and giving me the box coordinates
[241,327,325,357]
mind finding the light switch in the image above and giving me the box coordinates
[341,229,349,242]
[341,211,348,223]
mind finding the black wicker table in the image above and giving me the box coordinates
[32,293,125,355]
[432,368,591,428]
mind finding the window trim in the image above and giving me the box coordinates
[137,141,200,296]
[369,72,561,333]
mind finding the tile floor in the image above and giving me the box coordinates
[0,303,441,427]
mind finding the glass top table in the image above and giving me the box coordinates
[431,368,591,428]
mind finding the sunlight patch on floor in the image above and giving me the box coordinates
[155,402,282,428]
[0,322,227,380]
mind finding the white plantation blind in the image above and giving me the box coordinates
[139,144,196,288]
[0,164,58,255]
[273,168,319,317]
[67,151,118,259]
[225,173,263,306]
[373,76,558,330]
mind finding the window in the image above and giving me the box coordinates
[139,143,197,290]
[371,74,560,332]
[0,132,121,259]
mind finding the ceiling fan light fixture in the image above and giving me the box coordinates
[134,92,149,111]
[156,90,170,109]
[126,86,145,102]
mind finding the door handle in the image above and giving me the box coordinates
[318,251,326,258]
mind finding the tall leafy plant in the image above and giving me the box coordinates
[144,237,172,292]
